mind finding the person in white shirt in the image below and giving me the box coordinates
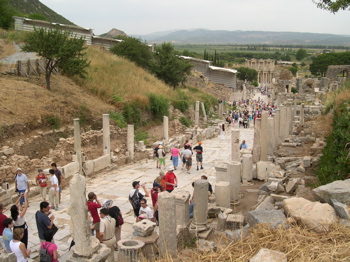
[99,208,116,262]
[49,169,59,210]
[138,199,154,222]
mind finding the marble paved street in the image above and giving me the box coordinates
[12,123,255,261]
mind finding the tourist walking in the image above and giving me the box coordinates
[36,169,48,201]
[129,181,149,221]
[99,208,116,262]
[165,165,178,192]
[151,183,162,223]
[35,201,56,242]
[153,143,161,169]
[49,169,59,210]
[51,163,63,203]
[220,123,225,139]
[10,228,31,261]
[193,142,204,170]
[15,168,30,207]
[40,229,59,262]
[183,145,193,174]
[154,170,166,191]
[171,144,181,170]
[157,145,166,169]
[87,192,102,239]
[2,218,13,253]
[11,193,29,248]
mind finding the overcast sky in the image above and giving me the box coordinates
[40,0,350,36]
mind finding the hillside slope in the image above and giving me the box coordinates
[9,0,74,25]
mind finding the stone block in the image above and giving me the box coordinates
[247,209,286,229]
[225,224,250,242]
[62,162,79,178]
[176,225,193,250]
[257,161,276,181]
[303,156,312,168]
[226,214,245,230]
[270,194,289,202]
[92,155,110,173]
[331,199,350,219]
[284,197,337,233]
[256,201,275,211]
[83,160,94,176]
[285,178,301,194]
[249,248,287,262]
[133,220,157,237]
[207,203,221,218]
[313,179,350,205]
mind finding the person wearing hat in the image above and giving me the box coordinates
[129,181,149,221]
[193,142,204,170]
[36,169,48,201]
[15,168,30,207]
[157,145,166,169]
[165,165,178,193]
[153,142,162,169]
[151,183,162,223]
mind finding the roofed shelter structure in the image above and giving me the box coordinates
[180,56,237,89]
[14,16,120,50]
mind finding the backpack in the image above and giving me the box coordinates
[130,189,141,210]
[109,206,124,227]
[39,242,52,262]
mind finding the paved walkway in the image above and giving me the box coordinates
[4,120,256,261]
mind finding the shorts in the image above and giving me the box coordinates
[94,221,100,231]
[186,158,192,167]
[196,154,203,162]
[182,157,186,164]
[159,158,165,165]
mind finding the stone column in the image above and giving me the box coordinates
[118,240,145,262]
[190,179,209,231]
[215,181,231,208]
[195,101,200,126]
[231,129,240,162]
[215,163,229,182]
[242,154,253,184]
[279,105,286,143]
[158,192,177,257]
[201,102,208,122]
[260,112,268,161]
[274,109,280,146]
[296,78,303,93]
[73,119,83,174]
[174,191,191,227]
[286,103,292,135]
[300,103,305,125]
[127,124,134,160]
[163,116,169,142]
[227,161,241,205]
[102,114,110,156]
[67,174,101,258]
[267,117,275,155]
[252,118,261,163]
[293,98,297,119]
[219,103,223,118]
[243,84,247,101]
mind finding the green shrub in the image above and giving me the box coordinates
[147,93,169,120]
[123,103,142,127]
[110,112,127,128]
[46,115,61,129]
[135,130,149,144]
[179,116,192,127]
[291,87,298,94]
[317,101,350,185]
[252,81,259,87]
[112,95,123,104]
[172,100,189,113]
[75,103,93,125]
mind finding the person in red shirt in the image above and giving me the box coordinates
[36,169,48,201]
[151,183,162,223]
[165,166,178,193]
[0,203,8,250]
[87,192,101,240]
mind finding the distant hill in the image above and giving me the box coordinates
[99,28,127,38]
[140,29,350,46]
[9,0,75,25]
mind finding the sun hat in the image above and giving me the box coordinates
[102,199,113,209]
[168,165,174,171]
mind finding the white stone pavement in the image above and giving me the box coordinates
[5,123,255,261]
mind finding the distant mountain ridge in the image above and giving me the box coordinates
[140,29,350,46]
[9,0,74,25]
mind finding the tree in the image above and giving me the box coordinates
[109,36,152,70]
[22,28,89,90]
[289,67,298,76]
[236,67,258,82]
[296,48,307,61]
[314,0,350,12]
[151,43,192,89]
[0,0,14,29]
[309,52,350,76]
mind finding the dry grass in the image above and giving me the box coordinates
[0,29,16,59]
[82,46,176,103]
[158,224,350,262]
